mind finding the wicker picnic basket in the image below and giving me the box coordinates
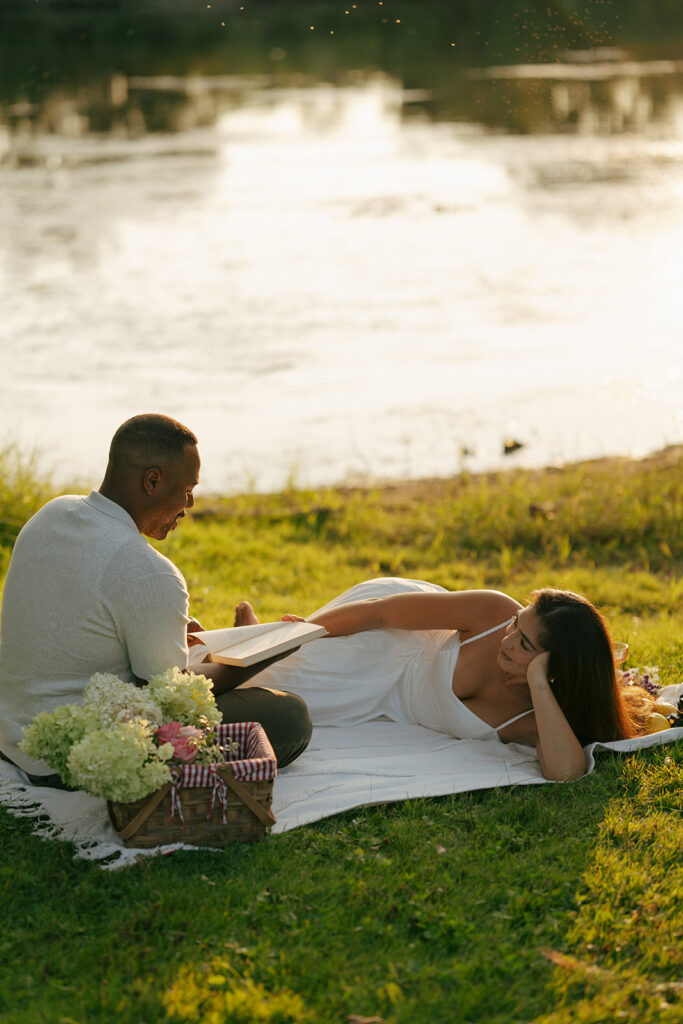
[107,722,277,848]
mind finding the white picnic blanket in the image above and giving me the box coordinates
[1,685,681,870]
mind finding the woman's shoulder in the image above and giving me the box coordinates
[457,590,521,640]
[475,590,521,614]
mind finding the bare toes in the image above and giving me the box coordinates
[234,601,259,626]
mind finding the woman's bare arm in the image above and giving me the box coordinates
[526,652,587,781]
[307,589,519,637]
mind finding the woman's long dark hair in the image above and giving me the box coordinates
[531,589,645,745]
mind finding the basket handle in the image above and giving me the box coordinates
[112,782,173,842]
[217,767,277,826]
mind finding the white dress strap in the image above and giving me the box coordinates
[495,708,535,733]
[460,617,513,647]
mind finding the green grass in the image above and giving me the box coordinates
[1,447,682,1024]
[0,446,54,580]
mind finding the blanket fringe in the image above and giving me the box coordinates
[0,775,190,869]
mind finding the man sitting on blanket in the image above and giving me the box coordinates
[0,413,312,786]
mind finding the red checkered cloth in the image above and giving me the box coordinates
[216,722,278,781]
[169,722,276,826]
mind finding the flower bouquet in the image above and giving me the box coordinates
[20,668,277,848]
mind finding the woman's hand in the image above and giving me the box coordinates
[281,614,306,622]
[527,650,551,686]
[525,650,586,781]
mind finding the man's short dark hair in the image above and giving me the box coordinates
[108,414,198,467]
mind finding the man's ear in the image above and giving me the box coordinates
[142,467,162,495]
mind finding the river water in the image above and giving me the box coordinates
[1,44,682,492]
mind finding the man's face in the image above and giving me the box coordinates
[143,444,201,541]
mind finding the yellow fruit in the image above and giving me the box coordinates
[644,713,671,734]
[653,701,678,717]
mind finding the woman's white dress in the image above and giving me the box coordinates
[245,578,523,741]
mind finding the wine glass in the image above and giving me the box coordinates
[613,642,629,666]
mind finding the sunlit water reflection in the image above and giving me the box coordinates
[1,72,682,492]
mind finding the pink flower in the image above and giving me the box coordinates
[155,722,203,763]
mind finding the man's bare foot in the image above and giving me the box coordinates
[234,601,259,626]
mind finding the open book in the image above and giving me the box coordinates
[187,620,327,668]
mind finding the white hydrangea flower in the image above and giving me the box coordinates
[20,703,101,784]
[82,674,164,728]
[148,667,222,727]
[67,718,172,803]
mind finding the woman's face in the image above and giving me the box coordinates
[497,605,547,675]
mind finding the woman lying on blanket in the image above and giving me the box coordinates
[235,578,648,783]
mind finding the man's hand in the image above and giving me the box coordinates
[187,618,205,648]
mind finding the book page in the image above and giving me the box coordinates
[211,621,324,662]
[191,621,286,656]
